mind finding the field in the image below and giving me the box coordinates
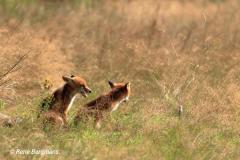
[0,0,240,159]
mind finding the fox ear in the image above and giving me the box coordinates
[125,82,131,89]
[108,80,115,88]
[62,76,73,83]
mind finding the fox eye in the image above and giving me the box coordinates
[79,84,85,88]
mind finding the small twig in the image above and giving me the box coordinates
[178,105,183,119]
[0,53,28,81]
[180,28,193,52]
[170,40,178,57]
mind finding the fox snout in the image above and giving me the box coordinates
[84,86,92,93]
[79,86,92,97]
[124,96,129,102]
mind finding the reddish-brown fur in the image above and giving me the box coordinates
[74,81,131,128]
[42,75,92,127]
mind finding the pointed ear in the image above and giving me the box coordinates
[62,76,73,83]
[125,82,131,89]
[108,80,115,88]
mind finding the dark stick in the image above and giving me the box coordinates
[0,53,28,81]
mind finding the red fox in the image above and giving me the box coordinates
[74,81,131,128]
[41,75,92,127]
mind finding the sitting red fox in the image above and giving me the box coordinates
[42,75,92,127]
[74,81,131,128]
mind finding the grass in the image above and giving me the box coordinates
[0,0,96,24]
[0,0,240,159]
[0,99,5,110]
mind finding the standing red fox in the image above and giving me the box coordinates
[74,81,131,128]
[41,75,92,127]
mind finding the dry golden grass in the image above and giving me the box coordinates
[0,0,240,159]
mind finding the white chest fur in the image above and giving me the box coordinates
[111,102,121,112]
[111,96,129,113]
[67,95,77,113]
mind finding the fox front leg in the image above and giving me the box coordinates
[109,112,117,124]
[61,114,69,128]
[94,113,103,129]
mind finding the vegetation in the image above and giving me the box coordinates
[0,0,240,159]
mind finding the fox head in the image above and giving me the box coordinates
[108,80,131,102]
[62,75,92,97]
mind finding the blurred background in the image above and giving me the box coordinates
[0,0,240,159]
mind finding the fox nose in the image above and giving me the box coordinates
[86,87,92,93]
